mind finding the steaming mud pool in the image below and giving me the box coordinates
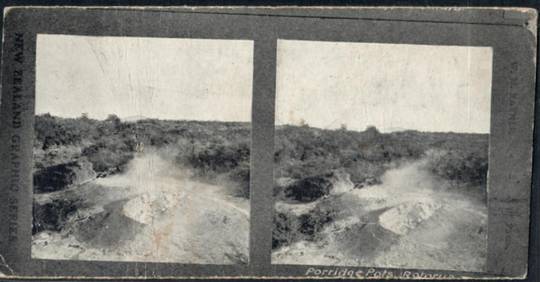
[273,160,487,271]
[32,152,249,264]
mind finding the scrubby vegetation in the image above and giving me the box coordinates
[33,114,251,234]
[273,124,489,249]
[274,125,488,195]
[34,113,251,195]
[32,198,82,234]
[273,199,339,249]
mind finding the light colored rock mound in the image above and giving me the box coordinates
[378,200,441,235]
[122,191,184,224]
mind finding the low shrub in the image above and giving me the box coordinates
[33,162,79,193]
[228,164,250,198]
[426,149,488,186]
[283,174,333,203]
[82,146,133,174]
[272,200,338,249]
[272,211,299,249]
[32,198,81,234]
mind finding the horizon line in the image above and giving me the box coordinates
[34,113,251,124]
[275,123,490,135]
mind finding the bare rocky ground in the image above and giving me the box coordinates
[272,160,487,272]
[32,151,249,264]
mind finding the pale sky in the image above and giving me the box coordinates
[276,40,493,134]
[36,34,254,122]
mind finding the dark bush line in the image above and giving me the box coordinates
[187,142,250,174]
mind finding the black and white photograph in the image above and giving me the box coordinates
[31,34,253,264]
[0,5,536,280]
[272,40,493,271]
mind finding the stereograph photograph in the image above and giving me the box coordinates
[272,40,493,271]
[0,5,536,280]
[31,34,253,264]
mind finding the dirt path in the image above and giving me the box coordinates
[32,151,249,264]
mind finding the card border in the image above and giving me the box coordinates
[0,6,536,279]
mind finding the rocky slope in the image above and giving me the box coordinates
[32,151,249,264]
[272,159,487,272]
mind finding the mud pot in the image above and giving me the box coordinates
[272,159,487,272]
[32,151,249,264]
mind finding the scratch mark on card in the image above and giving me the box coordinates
[0,254,14,276]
